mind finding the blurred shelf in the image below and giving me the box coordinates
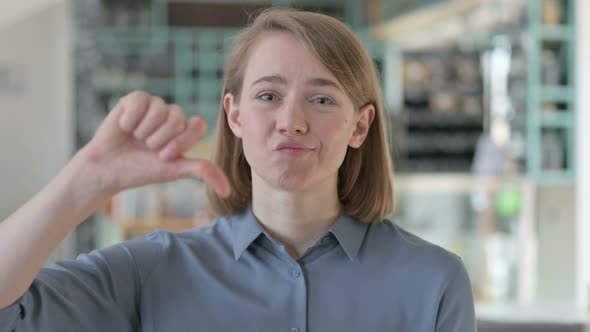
[394,173,515,193]
[540,111,574,128]
[527,0,576,184]
[370,0,526,50]
[99,28,170,55]
[539,26,574,41]
[405,110,483,128]
[116,217,212,236]
[399,108,482,172]
[94,76,175,95]
[404,82,482,95]
[371,0,484,41]
[540,86,574,103]
[99,27,238,56]
[534,170,576,186]
[401,133,479,154]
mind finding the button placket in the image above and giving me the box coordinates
[289,263,306,332]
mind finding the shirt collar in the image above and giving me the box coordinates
[230,205,369,262]
[328,213,369,262]
[230,205,265,261]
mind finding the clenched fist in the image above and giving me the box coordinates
[80,91,231,198]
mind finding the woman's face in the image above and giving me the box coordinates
[224,31,373,192]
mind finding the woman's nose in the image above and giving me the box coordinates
[275,101,309,135]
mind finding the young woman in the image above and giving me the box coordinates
[0,8,476,332]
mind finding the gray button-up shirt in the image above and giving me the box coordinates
[1,206,476,331]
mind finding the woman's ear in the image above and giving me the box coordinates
[224,93,242,138]
[348,104,375,148]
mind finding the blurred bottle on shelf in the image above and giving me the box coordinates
[542,0,564,26]
[541,129,565,170]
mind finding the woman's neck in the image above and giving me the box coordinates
[251,173,341,260]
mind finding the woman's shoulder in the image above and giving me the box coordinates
[129,215,235,259]
[365,219,465,275]
[362,220,474,319]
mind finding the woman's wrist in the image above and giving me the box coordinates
[56,147,113,222]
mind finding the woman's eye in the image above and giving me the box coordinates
[313,97,334,105]
[259,94,278,102]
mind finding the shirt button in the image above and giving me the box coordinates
[290,328,300,332]
[291,269,301,278]
[321,236,331,245]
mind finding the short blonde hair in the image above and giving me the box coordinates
[207,8,394,223]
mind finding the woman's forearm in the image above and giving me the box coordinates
[0,91,228,310]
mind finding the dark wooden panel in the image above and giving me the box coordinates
[168,3,270,27]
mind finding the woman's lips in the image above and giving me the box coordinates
[275,140,314,156]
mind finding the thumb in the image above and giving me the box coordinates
[94,102,125,140]
[167,157,231,198]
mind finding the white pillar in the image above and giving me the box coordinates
[0,0,74,262]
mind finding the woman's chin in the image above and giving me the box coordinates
[275,176,308,192]
[253,168,321,192]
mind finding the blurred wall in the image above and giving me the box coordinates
[536,185,576,301]
[575,0,590,309]
[0,1,73,222]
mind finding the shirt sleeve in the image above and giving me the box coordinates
[0,232,163,332]
[435,257,477,332]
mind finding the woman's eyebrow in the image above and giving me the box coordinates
[250,75,287,87]
[306,77,342,92]
[250,75,342,92]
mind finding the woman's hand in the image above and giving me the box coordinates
[81,90,230,198]
[0,91,232,309]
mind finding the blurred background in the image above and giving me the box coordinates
[0,0,588,330]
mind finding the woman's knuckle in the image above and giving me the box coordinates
[145,138,158,149]
[150,95,165,106]
[166,141,179,153]
[171,120,186,133]
[170,104,184,114]
[152,107,167,120]
[128,90,150,101]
